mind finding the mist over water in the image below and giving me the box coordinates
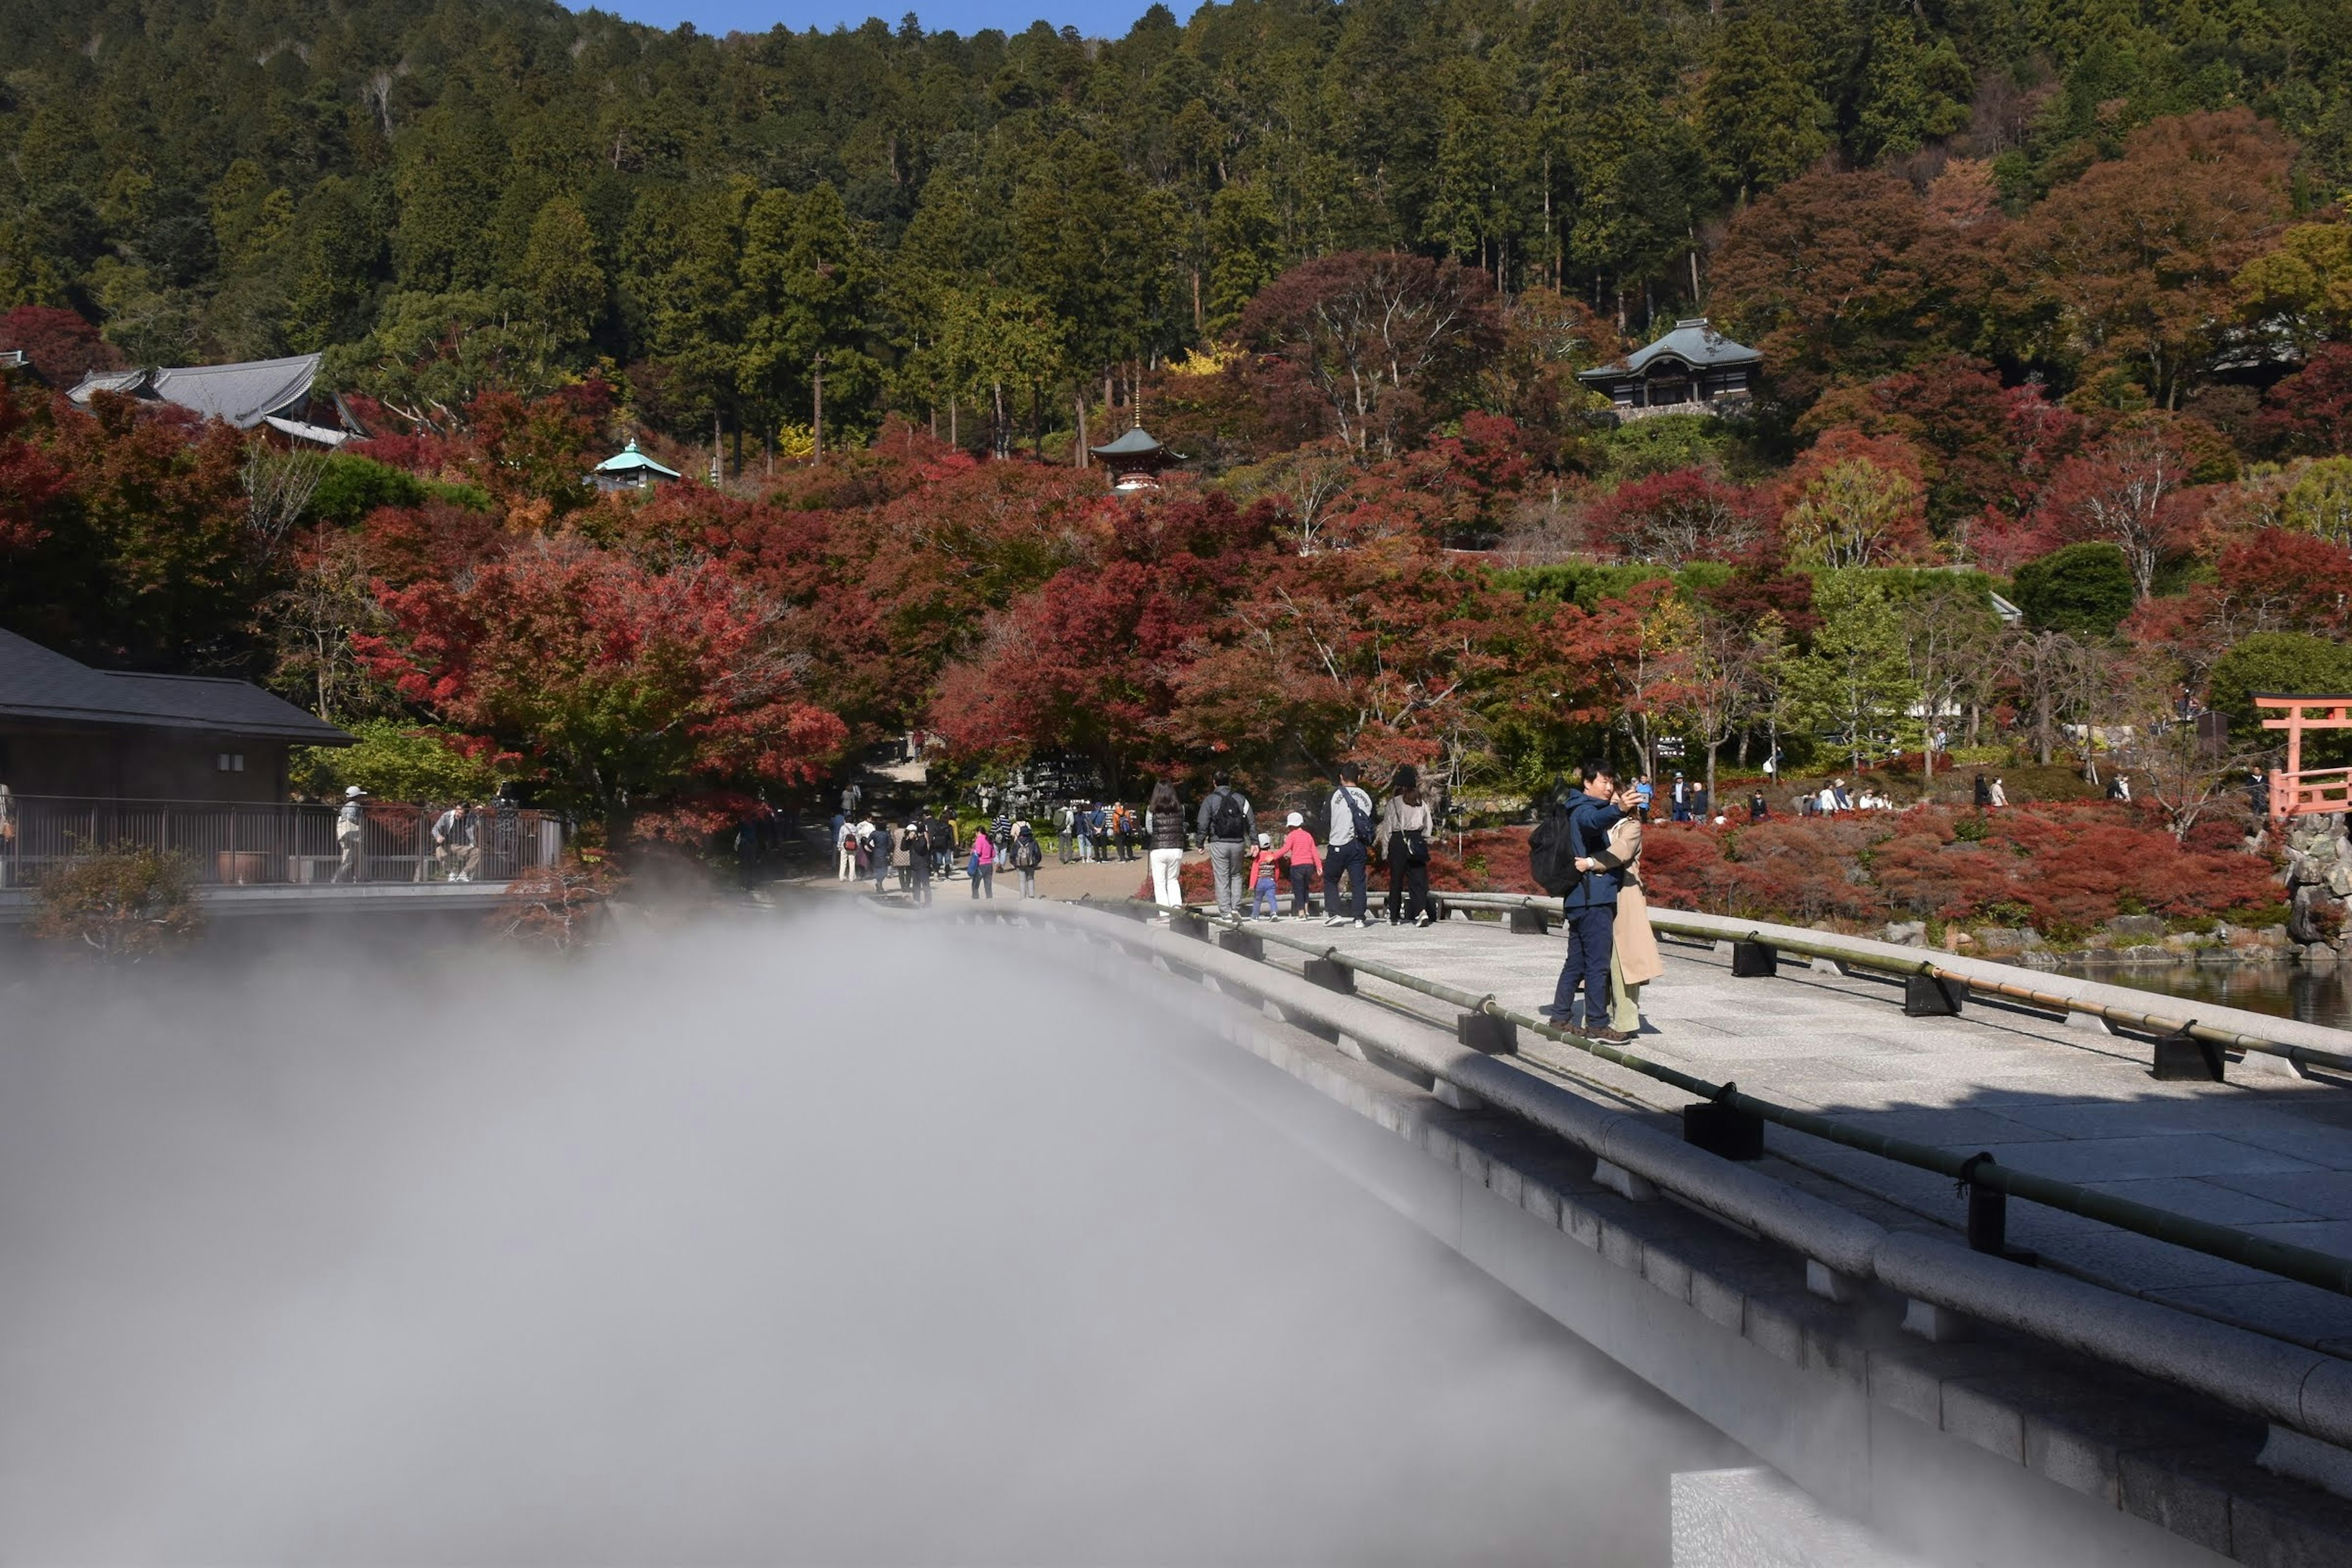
[0,913,1741,1564]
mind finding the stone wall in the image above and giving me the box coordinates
[2283,813,2351,962]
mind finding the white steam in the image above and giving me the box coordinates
[0,914,1741,1563]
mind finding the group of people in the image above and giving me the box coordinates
[833,809,1046,902]
[1054,801,1145,862]
[1169,763,1439,929]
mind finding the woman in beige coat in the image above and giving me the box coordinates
[1589,807,1664,1033]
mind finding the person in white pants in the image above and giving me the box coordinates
[836,817,857,880]
[1147,781,1187,918]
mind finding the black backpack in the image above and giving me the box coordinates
[925,818,952,852]
[1528,796,1584,895]
[1209,789,1250,840]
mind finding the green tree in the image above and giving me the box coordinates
[1850,17,1973,165]
[1204,185,1283,339]
[1785,572,1921,771]
[2210,631,2352,761]
[391,86,505,294]
[1700,17,1834,202]
[737,183,882,445]
[522,197,608,355]
[2012,543,2138,637]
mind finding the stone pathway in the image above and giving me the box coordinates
[1230,910,2352,1355]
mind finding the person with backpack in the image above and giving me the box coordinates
[1196,771,1254,918]
[1531,760,1630,1041]
[1146,781,1187,916]
[894,819,921,894]
[1011,821,1044,896]
[1280,812,1322,918]
[1378,765,1434,927]
[1248,832,1283,919]
[1322,762,1376,929]
[926,812,957,879]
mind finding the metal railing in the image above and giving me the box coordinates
[1428,889,2352,1077]
[974,895,2352,1456]
[0,795,563,889]
[1097,896,2352,1302]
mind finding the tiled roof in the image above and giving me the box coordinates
[0,628,351,743]
[1089,426,1170,457]
[150,354,320,428]
[1577,318,1762,383]
[593,439,682,477]
[67,368,149,400]
[68,354,322,430]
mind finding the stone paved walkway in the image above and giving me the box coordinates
[1227,910,2352,1355]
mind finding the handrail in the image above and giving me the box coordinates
[1431,889,2352,1077]
[979,895,2352,1455]
[1154,900,2352,1300]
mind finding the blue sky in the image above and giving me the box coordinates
[598,0,1166,37]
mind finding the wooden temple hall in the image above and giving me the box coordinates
[1576,318,1762,420]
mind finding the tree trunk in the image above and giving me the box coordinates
[1075,388,1088,468]
[812,355,824,464]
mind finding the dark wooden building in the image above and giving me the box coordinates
[0,628,350,804]
[1577,318,1762,420]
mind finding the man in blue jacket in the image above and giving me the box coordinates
[1544,760,1630,1041]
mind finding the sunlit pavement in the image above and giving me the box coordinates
[1218,911,2352,1355]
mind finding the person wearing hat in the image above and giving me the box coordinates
[333,785,367,883]
[1279,812,1322,919]
[1247,831,1283,920]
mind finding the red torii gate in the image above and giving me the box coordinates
[2260,694,2352,821]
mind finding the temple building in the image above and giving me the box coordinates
[67,352,367,447]
[1088,427,1182,491]
[589,439,684,493]
[1576,318,1762,421]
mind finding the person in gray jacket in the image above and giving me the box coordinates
[1195,771,1254,918]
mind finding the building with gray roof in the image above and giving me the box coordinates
[0,628,349,804]
[66,353,355,441]
[1577,318,1762,421]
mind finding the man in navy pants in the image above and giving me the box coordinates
[1544,761,1630,1041]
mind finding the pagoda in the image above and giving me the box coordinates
[1088,426,1182,491]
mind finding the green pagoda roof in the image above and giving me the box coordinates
[593,439,683,478]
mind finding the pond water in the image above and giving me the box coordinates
[2053,958,2352,1031]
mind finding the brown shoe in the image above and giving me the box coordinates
[1587,1025,1635,1044]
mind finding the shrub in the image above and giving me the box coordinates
[494,853,612,950]
[2209,631,2352,761]
[2011,541,2135,637]
[291,718,504,801]
[31,845,202,960]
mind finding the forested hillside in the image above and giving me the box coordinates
[6,0,2352,929]
[4,0,2351,451]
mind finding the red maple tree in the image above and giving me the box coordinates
[359,531,846,840]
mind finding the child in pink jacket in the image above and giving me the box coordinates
[1279,812,1322,919]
